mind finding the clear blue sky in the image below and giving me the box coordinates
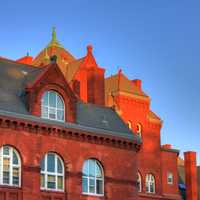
[0,0,199,163]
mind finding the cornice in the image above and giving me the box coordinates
[0,115,140,152]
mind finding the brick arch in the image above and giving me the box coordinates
[0,143,24,166]
[35,147,72,170]
[80,157,105,176]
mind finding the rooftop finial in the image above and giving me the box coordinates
[47,27,63,48]
[52,26,57,42]
[87,44,93,54]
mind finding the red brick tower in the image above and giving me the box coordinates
[184,151,198,200]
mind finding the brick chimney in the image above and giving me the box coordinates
[132,79,142,90]
[184,151,198,200]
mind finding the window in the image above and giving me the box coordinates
[136,123,142,137]
[0,146,21,187]
[82,159,104,196]
[167,172,173,184]
[40,153,64,191]
[41,91,65,121]
[137,172,142,192]
[146,174,155,193]
[127,121,132,129]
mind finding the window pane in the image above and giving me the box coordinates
[96,179,103,194]
[41,158,45,171]
[57,110,64,121]
[89,160,95,177]
[42,93,48,106]
[47,154,55,172]
[3,158,10,171]
[13,151,18,165]
[83,161,89,176]
[82,177,88,193]
[3,146,9,156]
[3,171,9,184]
[96,164,102,178]
[40,174,45,188]
[57,176,63,190]
[47,175,56,189]
[49,108,56,119]
[150,184,154,193]
[89,178,95,193]
[41,106,48,118]
[57,158,63,173]
[3,157,10,184]
[57,96,64,109]
[13,167,19,185]
[49,92,56,107]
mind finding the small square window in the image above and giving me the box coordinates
[167,172,173,184]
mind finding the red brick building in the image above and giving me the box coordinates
[0,28,198,200]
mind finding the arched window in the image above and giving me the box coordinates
[127,121,132,129]
[0,146,21,187]
[40,153,64,191]
[136,123,142,137]
[145,174,155,193]
[41,91,65,121]
[82,159,104,196]
[137,172,142,192]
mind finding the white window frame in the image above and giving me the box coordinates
[0,146,21,187]
[145,174,155,194]
[41,91,65,122]
[167,172,173,185]
[40,153,64,192]
[136,123,142,137]
[127,121,132,130]
[137,172,142,192]
[82,159,104,196]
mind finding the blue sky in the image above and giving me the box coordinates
[0,0,199,163]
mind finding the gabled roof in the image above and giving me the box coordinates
[105,71,148,97]
[0,58,139,143]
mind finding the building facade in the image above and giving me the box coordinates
[0,28,197,200]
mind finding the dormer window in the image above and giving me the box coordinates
[41,91,65,122]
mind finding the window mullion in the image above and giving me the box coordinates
[47,92,49,119]
[55,155,57,190]
[94,161,96,194]
[0,149,2,185]
[10,148,13,186]
[45,155,47,189]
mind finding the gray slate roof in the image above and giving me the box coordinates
[0,58,140,143]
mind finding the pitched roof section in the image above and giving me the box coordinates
[32,28,75,73]
[0,58,44,114]
[0,58,138,142]
[105,71,148,97]
[76,101,140,141]
[65,57,85,82]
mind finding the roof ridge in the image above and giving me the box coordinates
[78,100,114,111]
[0,56,41,69]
